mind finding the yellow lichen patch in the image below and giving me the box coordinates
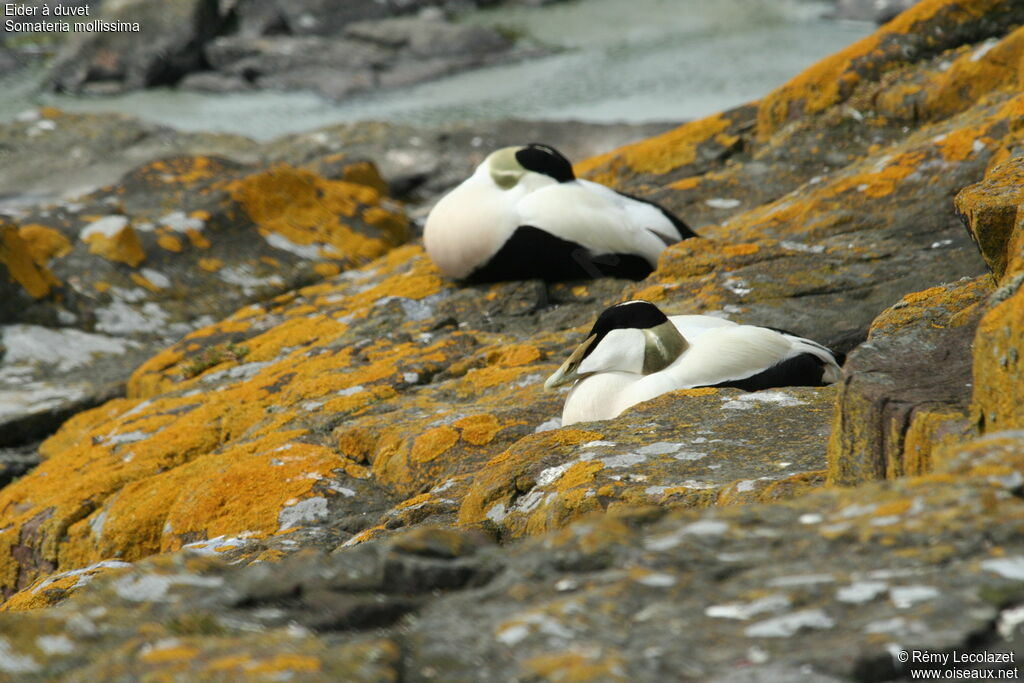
[756,0,1008,137]
[632,284,667,301]
[935,126,992,162]
[838,150,927,199]
[226,164,408,266]
[454,414,505,446]
[410,426,460,464]
[93,281,111,293]
[868,276,993,337]
[83,223,146,267]
[339,159,388,194]
[313,262,341,278]
[244,654,321,675]
[578,113,734,183]
[140,644,202,664]
[674,387,719,398]
[198,257,224,273]
[1,560,132,611]
[919,26,1024,122]
[722,243,760,257]
[157,233,184,253]
[955,155,1024,282]
[462,365,539,392]
[900,408,969,476]
[669,176,702,190]
[0,223,60,298]
[143,156,224,186]
[186,229,210,249]
[524,650,628,682]
[971,286,1024,432]
[130,272,163,293]
[18,224,72,264]
[487,344,542,367]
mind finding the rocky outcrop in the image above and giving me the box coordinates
[0,134,408,449]
[44,0,553,98]
[0,109,669,450]
[3,0,1024,677]
[48,0,224,94]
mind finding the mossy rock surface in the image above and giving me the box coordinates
[4,0,1024,677]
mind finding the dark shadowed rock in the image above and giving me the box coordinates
[187,15,522,101]
[48,0,225,94]
[4,2,1024,678]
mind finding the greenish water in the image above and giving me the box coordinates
[0,0,870,140]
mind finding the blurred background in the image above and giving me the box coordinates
[0,0,893,140]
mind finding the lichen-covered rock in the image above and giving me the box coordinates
[5,0,1024,676]
[828,276,990,485]
[0,108,260,212]
[970,277,1024,433]
[456,386,834,540]
[956,155,1024,282]
[0,142,408,448]
[2,448,1024,679]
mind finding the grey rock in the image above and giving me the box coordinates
[189,17,521,101]
[834,0,920,23]
[48,0,226,94]
[0,444,40,487]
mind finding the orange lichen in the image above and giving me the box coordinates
[83,223,146,267]
[722,243,760,256]
[632,284,667,301]
[226,164,409,266]
[454,414,505,446]
[955,155,1024,282]
[669,176,702,190]
[524,650,628,682]
[198,257,224,272]
[0,224,60,298]
[18,224,72,264]
[920,26,1024,121]
[578,113,735,183]
[487,344,542,367]
[972,287,1024,432]
[410,426,460,464]
[130,272,163,293]
[185,229,211,249]
[143,156,225,186]
[243,654,321,675]
[674,387,719,398]
[313,262,341,278]
[868,277,992,337]
[936,126,992,162]
[756,0,1009,137]
[140,645,202,664]
[155,232,182,252]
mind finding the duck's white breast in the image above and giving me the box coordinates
[561,371,640,425]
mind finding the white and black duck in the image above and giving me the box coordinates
[424,143,696,283]
[545,300,842,425]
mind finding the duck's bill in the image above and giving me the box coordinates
[544,335,595,390]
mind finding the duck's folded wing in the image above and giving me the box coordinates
[576,180,691,242]
[516,183,668,265]
[667,326,834,389]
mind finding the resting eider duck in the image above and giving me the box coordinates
[424,143,697,283]
[545,300,842,426]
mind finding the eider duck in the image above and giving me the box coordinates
[424,143,696,283]
[545,300,842,426]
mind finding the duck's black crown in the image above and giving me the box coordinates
[515,143,576,183]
